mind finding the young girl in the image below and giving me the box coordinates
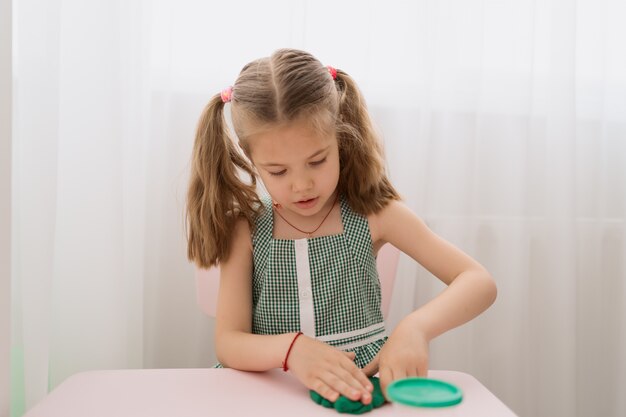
[186,48,497,406]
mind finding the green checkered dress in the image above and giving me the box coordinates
[250,194,387,368]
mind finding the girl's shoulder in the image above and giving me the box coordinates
[367,199,423,246]
[232,216,254,254]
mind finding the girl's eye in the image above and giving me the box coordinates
[268,169,286,176]
[310,157,327,166]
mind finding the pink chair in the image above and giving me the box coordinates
[196,243,400,319]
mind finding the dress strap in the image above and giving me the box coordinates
[339,196,377,276]
[251,195,273,276]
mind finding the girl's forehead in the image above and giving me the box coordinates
[248,121,337,163]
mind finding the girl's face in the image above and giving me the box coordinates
[248,119,340,219]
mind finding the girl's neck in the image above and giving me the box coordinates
[272,192,342,239]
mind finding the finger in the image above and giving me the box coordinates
[323,372,364,402]
[361,356,379,378]
[379,367,393,400]
[406,366,420,378]
[362,362,379,378]
[312,380,340,403]
[335,365,373,403]
[395,367,408,380]
[342,351,357,360]
[340,357,374,394]
[417,358,429,377]
[348,368,373,404]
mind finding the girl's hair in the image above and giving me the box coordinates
[186,48,400,268]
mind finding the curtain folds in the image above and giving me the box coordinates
[12,1,626,416]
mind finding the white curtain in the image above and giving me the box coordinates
[11,1,626,417]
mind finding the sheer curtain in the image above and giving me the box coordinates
[10,1,626,417]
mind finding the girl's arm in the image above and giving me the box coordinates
[368,201,497,391]
[214,217,291,369]
[215,218,373,404]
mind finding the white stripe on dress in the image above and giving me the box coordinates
[295,238,316,337]
[330,331,388,351]
[316,322,386,343]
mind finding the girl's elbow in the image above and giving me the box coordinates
[484,274,497,306]
[215,344,228,366]
[216,342,241,369]
[215,331,237,368]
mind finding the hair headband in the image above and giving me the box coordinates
[327,65,338,80]
[220,86,233,103]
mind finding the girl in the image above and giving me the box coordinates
[186,48,497,406]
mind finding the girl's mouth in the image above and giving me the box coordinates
[294,197,318,209]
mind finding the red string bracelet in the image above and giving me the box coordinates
[282,331,304,372]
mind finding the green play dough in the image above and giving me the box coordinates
[310,377,386,414]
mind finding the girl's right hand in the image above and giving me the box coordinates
[286,335,373,405]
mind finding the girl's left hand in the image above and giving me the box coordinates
[363,321,431,398]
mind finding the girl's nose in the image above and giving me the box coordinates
[292,176,313,193]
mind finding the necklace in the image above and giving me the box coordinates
[273,193,339,238]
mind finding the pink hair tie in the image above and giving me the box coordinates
[220,86,233,103]
[327,65,337,80]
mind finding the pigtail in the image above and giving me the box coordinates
[186,94,261,268]
[334,70,400,214]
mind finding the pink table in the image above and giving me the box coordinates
[24,369,516,416]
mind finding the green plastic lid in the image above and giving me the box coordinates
[387,377,463,408]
